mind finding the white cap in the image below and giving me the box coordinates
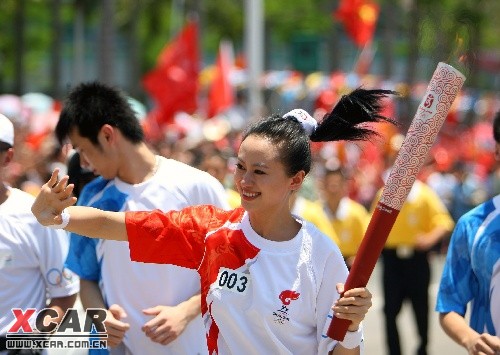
[0,114,14,146]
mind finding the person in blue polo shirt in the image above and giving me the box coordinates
[436,111,500,354]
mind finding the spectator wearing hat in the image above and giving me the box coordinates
[0,114,79,353]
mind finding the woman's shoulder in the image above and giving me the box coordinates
[302,220,342,252]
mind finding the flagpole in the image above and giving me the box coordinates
[244,0,264,120]
[353,41,376,76]
[73,0,85,84]
[170,0,185,38]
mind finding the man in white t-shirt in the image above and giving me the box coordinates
[0,114,79,353]
[58,82,229,354]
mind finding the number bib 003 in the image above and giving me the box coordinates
[215,267,250,295]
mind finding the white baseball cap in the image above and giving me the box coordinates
[0,114,14,146]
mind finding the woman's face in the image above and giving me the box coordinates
[234,135,303,214]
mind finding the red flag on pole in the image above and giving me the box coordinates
[207,41,234,118]
[334,0,379,48]
[142,19,199,126]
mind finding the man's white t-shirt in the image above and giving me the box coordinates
[66,157,229,354]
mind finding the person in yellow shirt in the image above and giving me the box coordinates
[319,165,369,268]
[372,178,454,355]
[225,185,241,209]
[290,192,340,245]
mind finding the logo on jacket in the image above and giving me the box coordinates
[273,290,300,324]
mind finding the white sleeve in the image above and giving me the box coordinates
[36,225,80,299]
[317,250,349,354]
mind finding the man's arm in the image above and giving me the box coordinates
[80,279,130,348]
[415,226,450,251]
[46,294,77,325]
[177,294,202,324]
[415,186,454,251]
[79,279,106,309]
[440,312,500,354]
[141,294,201,346]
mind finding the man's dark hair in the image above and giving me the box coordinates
[56,81,144,145]
[494,111,500,143]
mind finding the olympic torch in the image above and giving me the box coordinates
[327,62,466,340]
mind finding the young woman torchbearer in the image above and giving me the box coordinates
[32,88,397,355]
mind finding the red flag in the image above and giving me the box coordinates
[207,41,234,118]
[142,20,199,126]
[334,0,379,48]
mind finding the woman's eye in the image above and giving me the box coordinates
[254,169,265,175]
[235,163,245,170]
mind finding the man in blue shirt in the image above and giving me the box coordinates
[436,111,500,354]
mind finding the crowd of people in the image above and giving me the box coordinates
[0,79,499,354]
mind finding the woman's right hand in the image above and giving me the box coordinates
[31,169,77,226]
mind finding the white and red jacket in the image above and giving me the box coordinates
[127,206,350,355]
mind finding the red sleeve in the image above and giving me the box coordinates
[126,205,226,269]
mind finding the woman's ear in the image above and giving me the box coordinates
[290,170,306,192]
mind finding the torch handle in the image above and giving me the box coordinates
[327,62,465,341]
[327,203,399,340]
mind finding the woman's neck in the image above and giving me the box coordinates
[248,210,301,242]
